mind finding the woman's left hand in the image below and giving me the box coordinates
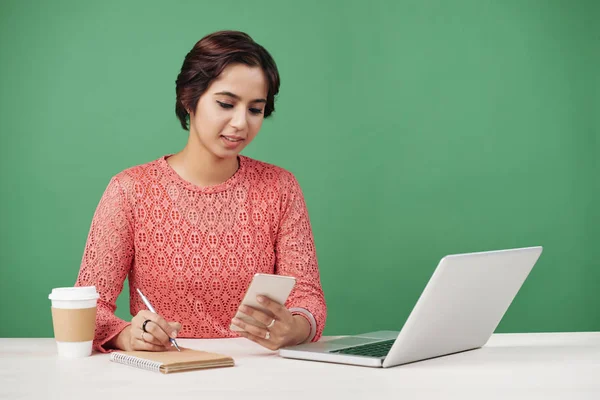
[231,295,310,350]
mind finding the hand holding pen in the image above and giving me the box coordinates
[133,288,182,351]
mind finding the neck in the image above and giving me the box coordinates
[169,132,239,188]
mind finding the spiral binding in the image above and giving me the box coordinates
[110,352,162,373]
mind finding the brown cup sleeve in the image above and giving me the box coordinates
[51,307,97,342]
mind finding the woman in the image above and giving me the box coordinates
[75,30,326,353]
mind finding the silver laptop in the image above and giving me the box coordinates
[279,246,543,368]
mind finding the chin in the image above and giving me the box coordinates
[212,148,242,160]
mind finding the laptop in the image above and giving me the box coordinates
[279,246,543,368]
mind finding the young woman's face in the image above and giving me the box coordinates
[189,63,268,160]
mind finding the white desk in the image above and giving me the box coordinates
[1,332,599,400]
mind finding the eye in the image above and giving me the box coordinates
[217,101,233,109]
[249,108,263,115]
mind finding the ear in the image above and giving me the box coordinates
[183,101,193,115]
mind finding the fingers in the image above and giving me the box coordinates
[140,310,179,339]
[238,305,276,329]
[231,296,297,351]
[237,330,278,351]
[231,317,270,342]
[256,295,288,320]
[168,321,182,332]
[138,317,171,347]
[135,341,167,351]
[134,311,179,348]
[131,328,168,351]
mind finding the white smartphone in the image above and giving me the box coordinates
[230,273,296,331]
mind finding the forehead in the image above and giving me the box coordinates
[209,63,268,99]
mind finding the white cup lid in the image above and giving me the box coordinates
[49,286,100,301]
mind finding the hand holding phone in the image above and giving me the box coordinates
[230,273,296,331]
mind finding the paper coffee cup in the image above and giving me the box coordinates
[48,286,99,358]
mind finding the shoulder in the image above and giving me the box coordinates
[103,156,166,199]
[114,156,163,183]
[241,156,300,189]
[113,156,166,183]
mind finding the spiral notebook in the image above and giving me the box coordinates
[110,347,234,374]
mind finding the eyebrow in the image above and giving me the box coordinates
[214,91,267,104]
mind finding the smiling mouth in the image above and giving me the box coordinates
[221,136,244,142]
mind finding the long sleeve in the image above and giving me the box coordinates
[75,176,134,353]
[275,172,327,342]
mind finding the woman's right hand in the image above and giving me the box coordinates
[110,310,181,351]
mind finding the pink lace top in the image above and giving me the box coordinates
[75,155,326,352]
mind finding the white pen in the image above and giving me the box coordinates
[136,288,181,351]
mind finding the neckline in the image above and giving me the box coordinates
[157,154,247,194]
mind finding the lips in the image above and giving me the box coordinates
[220,135,245,149]
[221,135,244,142]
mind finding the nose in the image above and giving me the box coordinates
[229,107,248,131]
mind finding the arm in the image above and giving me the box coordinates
[275,172,327,343]
[75,176,134,353]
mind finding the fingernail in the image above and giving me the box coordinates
[232,318,240,325]
[257,295,265,303]
[239,305,248,313]
[171,331,177,338]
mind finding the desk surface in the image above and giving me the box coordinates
[1,332,599,400]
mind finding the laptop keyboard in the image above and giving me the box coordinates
[329,339,395,358]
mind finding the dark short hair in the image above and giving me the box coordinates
[175,31,280,130]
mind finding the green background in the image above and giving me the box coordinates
[0,0,598,338]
